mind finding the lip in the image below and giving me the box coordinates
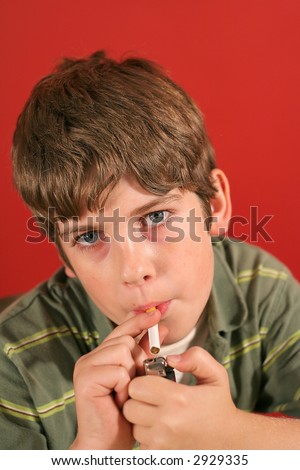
[133,300,171,317]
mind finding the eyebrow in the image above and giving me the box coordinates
[59,222,96,239]
[128,194,183,217]
[59,193,183,238]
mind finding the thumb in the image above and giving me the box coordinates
[167,346,227,385]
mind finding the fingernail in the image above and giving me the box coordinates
[167,354,182,363]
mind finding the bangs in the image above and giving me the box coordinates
[12,50,217,238]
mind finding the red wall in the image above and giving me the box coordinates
[0,0,299,297]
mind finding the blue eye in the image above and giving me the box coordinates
[76,231,101,246]
[144,211,167,226]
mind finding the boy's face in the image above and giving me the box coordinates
[59,174,215,344]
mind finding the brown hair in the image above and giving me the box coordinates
[12,50,217,242]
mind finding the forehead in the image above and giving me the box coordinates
[56,175,186,236]
[81,174,186,219]
[56,175,206,241]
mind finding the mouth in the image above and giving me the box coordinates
[133,300,171,317]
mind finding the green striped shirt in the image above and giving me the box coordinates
[0,239,299,449]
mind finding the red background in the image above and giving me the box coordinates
[0,0,299,297]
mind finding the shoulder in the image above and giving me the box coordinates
[212,238,294,296]
[213,237,291,279]
[0,269,88,449]
[213,238,299,326]
[0,268,97,348]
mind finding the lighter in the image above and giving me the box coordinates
[143,357,176,381]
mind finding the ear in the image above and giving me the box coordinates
[209,169,232,237]
[64,266,77,278]
[58,254,77,279]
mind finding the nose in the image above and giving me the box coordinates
[115,236,156,286]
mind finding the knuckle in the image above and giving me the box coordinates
[219,364,230,382]
[116,342,131,357]
[121,335,137,350]
[132,425,141,444]
[149,424,170,449]
[122,398,132,418]
[118,365,130,383]
[73,369,92,396]
[73,354,88,378]
[128,377,138,397]
[173,389,189,408]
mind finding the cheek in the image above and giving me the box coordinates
[68,258,114,304]
[181,234,214,292]
[79,275,122,324]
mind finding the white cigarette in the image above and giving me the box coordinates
[148,324,160,355]
[145,307,160,355]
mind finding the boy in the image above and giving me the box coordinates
[0,51,299,450]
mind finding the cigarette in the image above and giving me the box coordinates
[145,307,160,355]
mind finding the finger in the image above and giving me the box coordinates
[99,334,138,352]
[131,424,151,450]
[167,346,227,385]
[83,334,137,362]
[75,335,147,378]
[99,335,146,361]
[104,310,161,342]
[128,376,178,405]
[74,364,131,406]
[99,335,149,373]
[79,343,138,379]
[131,424,163,450]
[122,398,157,426]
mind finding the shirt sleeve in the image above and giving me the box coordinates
[0,347,48,449]
[257,272,300,418]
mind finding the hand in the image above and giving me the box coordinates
[70,309,164,450]
[123,346,239,449]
